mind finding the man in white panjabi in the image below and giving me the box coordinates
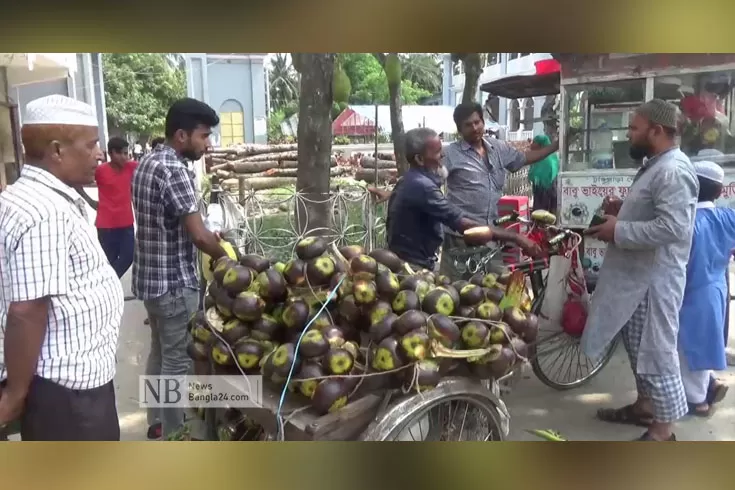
[0,95,123,440]
[583,99,698,442]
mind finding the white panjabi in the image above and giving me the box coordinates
[693,160,725,184]
[23,94,98,127]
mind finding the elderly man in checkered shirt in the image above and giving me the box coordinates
[132,98,228,440]
[0,95,123,440]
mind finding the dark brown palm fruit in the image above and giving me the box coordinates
[368,248,405,273]
[232,291,266,322]
[391,289,420,315]
[427,314,461,348]
[239,254,271,274]
[295,236,329,261]
[283,258,307,286]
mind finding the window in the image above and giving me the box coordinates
[508,53,520,60]
[509,99,521,131]
[523,98,535,129]
[453,61,463,76]
[218,99,245,147]
[564,79,646,171]
[654,69,735,166]
[520,53,531,58]
[485,53,500,66]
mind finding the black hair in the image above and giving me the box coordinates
[453,102,484,128]
[698,176,722,202]
[164,98,220,139]
[404,127,438,166]
[151,137,165,149]
[107,136,129,154]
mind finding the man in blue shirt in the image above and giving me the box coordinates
[385,127,541,271]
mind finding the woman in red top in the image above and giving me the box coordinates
[78,137,137,278]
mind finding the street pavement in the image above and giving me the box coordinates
[111,268,735,442]
[12,191,735,441]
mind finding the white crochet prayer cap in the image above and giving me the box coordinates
[694,160,724,184]
[23,94,98,127]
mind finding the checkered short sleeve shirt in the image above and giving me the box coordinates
[0,165,123,390]
[131,145,200,300]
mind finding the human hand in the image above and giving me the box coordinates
[367,187,390,204]
[602,196,623,217]
[584,215,618,243]
[517,236,544,259]
[0,388,25,428]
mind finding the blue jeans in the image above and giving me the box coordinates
[143,287,199,439]
[97,226,135,278]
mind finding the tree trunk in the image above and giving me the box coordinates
[461,53,483,104]
[374,53,408,177]
[387,80,408,176]
[291,53,336,238]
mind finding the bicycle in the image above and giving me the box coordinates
[448,211,619,392]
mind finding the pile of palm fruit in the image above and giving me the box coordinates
[187,236,538,416]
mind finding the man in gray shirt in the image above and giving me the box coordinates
[439,102,559,278]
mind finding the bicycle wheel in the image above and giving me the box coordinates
[528,271,618,390]
[360,378,508,441]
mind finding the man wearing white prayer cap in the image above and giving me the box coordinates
[0,94,123,440]
[677,160,732,418]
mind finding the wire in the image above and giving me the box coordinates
[274,274,345,441]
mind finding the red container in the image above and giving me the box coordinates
[498,196,530,265]
[535,59,561,75]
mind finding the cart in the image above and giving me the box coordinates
[202,371,510,442]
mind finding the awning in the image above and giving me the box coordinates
[0,53,74,87]
[480,59,561,99]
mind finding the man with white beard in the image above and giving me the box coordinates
[384,127,541,272]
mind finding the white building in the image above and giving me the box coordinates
[1,53,107,189]
[442,53,553,140]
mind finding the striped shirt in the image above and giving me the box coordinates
[442,138,526,235]
[131,145,200,300]
[0,165,123,390]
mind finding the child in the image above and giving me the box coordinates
[678,160,731,416]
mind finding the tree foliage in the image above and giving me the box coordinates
[268,53,300,116]
[339,53,434,105]
[102,53,186,138]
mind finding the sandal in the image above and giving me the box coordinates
[687,402,714,418]
[146,422,162,440]
[596,404,654,427]
[635,431,677,441]
[707,379,728,405]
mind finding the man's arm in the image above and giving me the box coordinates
[367,187,392,204]
[496,139,559,172]
[0,217,69,423]
[163,166,227,260]
[614,165,698,250]
[422,186,477,232]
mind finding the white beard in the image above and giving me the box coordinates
[435,165,449,183]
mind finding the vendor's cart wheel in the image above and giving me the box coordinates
[359,378,508,442]
[527,273,617,390]
[530,330,618,391]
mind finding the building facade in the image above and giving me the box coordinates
[1,53,105,189]
[184,53,269,146]
[442,53,553,140]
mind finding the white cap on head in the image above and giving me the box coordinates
[24,94,98,127]
[694,160,724,184]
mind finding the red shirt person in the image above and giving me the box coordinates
[78,137,137,278]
